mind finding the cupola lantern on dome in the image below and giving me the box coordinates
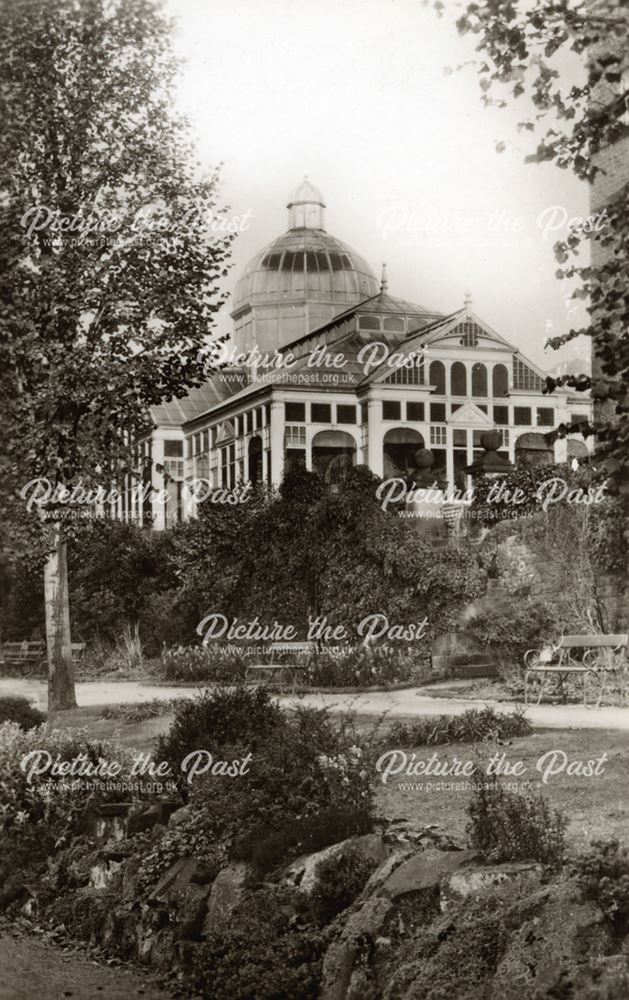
[287,176,326,231]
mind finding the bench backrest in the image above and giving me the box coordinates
[559,634,628,649]
[2,641,84,660]
[3,641,44,650]
[2,641,44,653]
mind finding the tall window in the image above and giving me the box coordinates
[429,360,446,394]
[472,362,487,397]
[492,364,509,398]
[451,362,467,396]
[386,359,424,385]
[221,444,236,488]
[513,357,544,392]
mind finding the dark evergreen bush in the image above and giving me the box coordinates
[0,695,46,729]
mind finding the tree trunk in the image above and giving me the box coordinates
[44,520,77,710]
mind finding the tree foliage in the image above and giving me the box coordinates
[0,0,233,517]
[439,0,629,483]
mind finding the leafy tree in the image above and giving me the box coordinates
[439,0,629,485]
[0,0,233,706]
[469,461,590,525]
[314,466,485,637]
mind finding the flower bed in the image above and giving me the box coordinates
[159,642,431,689]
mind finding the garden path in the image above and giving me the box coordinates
[1,677,628,730]
[0,931,173,1000]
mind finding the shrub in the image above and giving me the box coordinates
[466,776,567,866]
[0,722,150,848]
[155,688,376,866]
[189,707,373,842]
[466,597,563,670]
[0,696,46,730]
[311,846,378,925]
[155,685,284,790]
[383,707,531,748]
[575,839,629,934]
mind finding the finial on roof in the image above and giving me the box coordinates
[381,262,388,294]
[464,290,472,312]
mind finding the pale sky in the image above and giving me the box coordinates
[167,0,592,371]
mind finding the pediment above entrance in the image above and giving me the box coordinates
[449,403,494,427]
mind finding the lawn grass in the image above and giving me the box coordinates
[45,704,629,852]
[376,728,629,851]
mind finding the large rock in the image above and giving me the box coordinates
[202,863,248,935]
[490,878,613,999]
[572,955,629,997]
[285,834,386,895]
[149,856,214,904]
[378,849,480,901]
[440,861,544,912]
[321,896,395,1000]
[359,851,413,901]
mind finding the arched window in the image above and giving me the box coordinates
[312,430,356,484]
[472,362,487,397]
[382,427,424,480]
[429,361,446,394]
[492,364,509,398]
[451,362,467,397]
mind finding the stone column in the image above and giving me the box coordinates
[367,398,384,477]
[445,427,455,490]
[269,399,285,486]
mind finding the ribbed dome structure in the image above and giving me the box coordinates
[231,178,380,351]
[232,228,379,312]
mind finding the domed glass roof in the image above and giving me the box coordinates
[232,179,380,314]
[233,230,380,311]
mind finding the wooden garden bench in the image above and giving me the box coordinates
[0,640,86,675]
[0,641,46,675]
[524,634,628,707]
[246,641,316,692]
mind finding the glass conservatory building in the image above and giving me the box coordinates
[132,179,593,528]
